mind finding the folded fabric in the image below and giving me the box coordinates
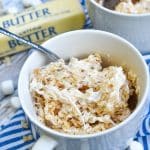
[0,109,39,150]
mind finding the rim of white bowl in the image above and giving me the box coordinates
[90,0,150,17]
[18,29,149,139]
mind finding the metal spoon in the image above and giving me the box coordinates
[0,27,60,61]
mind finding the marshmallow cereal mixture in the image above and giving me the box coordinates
[116,0,150,14]
[30,53,138,135]
[98,0,150,14]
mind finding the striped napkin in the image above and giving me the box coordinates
[0,0,150,150]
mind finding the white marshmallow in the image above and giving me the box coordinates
[23,0,42,6]
[10,97,21,109]
[7,7,20,14]
[129,141,143,150]
[1,80,14,95]
[30,0,42,6]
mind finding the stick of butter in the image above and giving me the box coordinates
[0,0,85,57]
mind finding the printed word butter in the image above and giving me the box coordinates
[0,0,85,57]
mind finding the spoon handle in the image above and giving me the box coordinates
[0,27,60,61]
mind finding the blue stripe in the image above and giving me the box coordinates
[8,138,35,150]
[11,113,25,120]
[143,136,148,150]
[0,133,33,148]
[143,52,150,55]
[0,128,28,138]
[1,121,21,130]
[143,118,148,135]
[81,0,92,29]
[143,57,150,62]
[85,18,91,22]
[0,136,23,147]
[134,136,139,142]
[149,118,150,134]
[147,116,150,135]
[145,59,150,64]
[14,108,23,113]
[86,19,92,24]
[136,131,140,137]
[80,0,85,5]
[11,110,24,118]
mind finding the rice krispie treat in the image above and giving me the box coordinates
[98,0,150,14]
[115,0,150,14]
[30,53,138,135]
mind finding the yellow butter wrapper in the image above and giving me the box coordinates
[0,0,85,57]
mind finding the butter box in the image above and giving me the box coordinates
[0,0,85,57]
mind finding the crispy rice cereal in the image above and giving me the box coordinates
[30,53,138,135]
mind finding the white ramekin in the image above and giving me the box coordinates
[18,30,149,150]
[87,0,150,54]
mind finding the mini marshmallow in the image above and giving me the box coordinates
[23,0,42,6]
[10,97,21,109]
[31,0,42,6]
[7,7,20,14]
[129,141,143,150]
[1,80,14,95]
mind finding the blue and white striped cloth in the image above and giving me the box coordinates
[0,0,150,150]
[0,109,39,150]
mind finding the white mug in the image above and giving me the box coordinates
[18,30,149,150]
[87,0,150,54]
